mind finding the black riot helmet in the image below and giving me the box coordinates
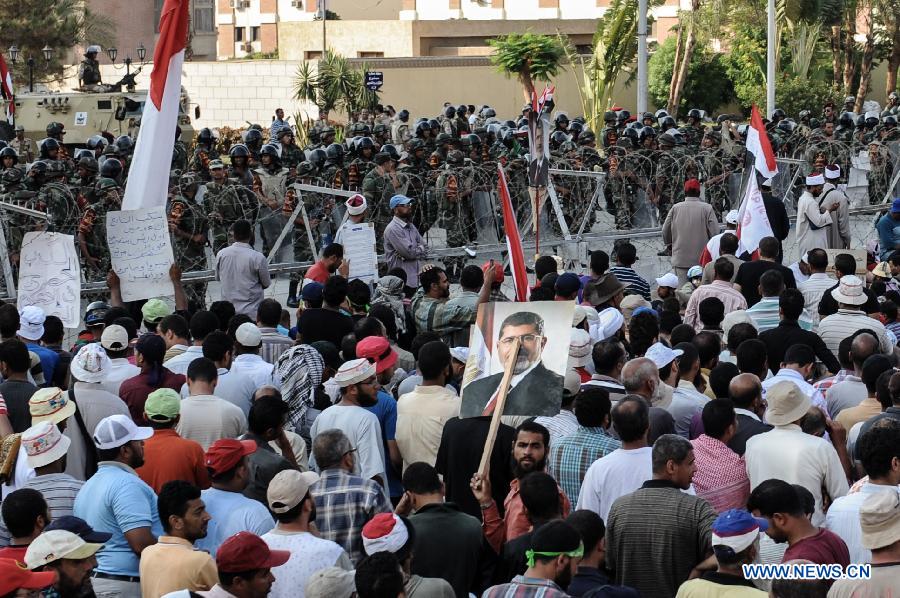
[77,155,99,173]
[838,111,854,127]
[414,121,430,138]
[884,115,898,128]
[229,143,250,159]
[259,144,281,164]
[308,148,327,169]
[197,128,214,144]
[579,130,596,146]
[661,116,677,130]
[325,143,345,163]
[603,111,617,125]
[356,137,375,151]
[428,119,441,132]
[0,146,19,165]
[554,113,570,128]
[86,134,107,151]
[115,135,134,154]
[456,105,468,116]
[39,137,60,159]
[99,157,123,180]
[46,121,66,139]
[243,128,263,149]
[616,110,631,125]
[550,130,569,149]
[444,105,456,119]
[381,144,401,161]
[639,126,657,143]
[687,108,702,121]
[771,108,786,120]
[398,109,410,122]
[799,110,811,123]
[463,133,481,148]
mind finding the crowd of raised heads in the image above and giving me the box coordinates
[0,205,899,598]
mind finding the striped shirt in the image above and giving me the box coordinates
[814,369,852,395]
[532,410,579,447]
[483,576,569,598]
[606,480,717,598]
[684,281,748,331]
[818,309,893,357]
[799,273,836,323]
[609,266,651,301]
[581,376,628,404]
[549,425,621,504]
[258,328,294,365]
[690,435,750,513]
[0,473,83,545]
[747,297,815,333]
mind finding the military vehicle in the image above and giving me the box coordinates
[0,78,199,149]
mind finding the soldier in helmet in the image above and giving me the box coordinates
[880,115,900,142]
[78,177,122,275]
[1,167,37,268]
[228,144,254,187]
[38,161,78,236]
[886,91,900,117]
[253,146,291,260]
[284,178,322,300]
[868,141,894,204]
[654,133,681,231]
[205,162,243,253]
[191,128,220,181]
[362,152,400,246]
[78,46,104,91]
[9,125,35,164]
[440,105,458,137]
[276,127,303,175]
[72,155,99,210]
[391,110,412,146]
[0,147,19,176]
[455,105,471,136]
[168,172,209,308]
[431,133,454,166]
[680,109,706,149]
[348,137,377,191]
[322,143,347,189]
[435,150,474,280]
[171,126,189,175]
[842,96,856,115]
[372,123,390,149]
[699,130,734,219]
[604,145,640,229]
[243,128,264,165]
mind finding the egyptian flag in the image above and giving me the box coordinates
[122,0,189,210]
[497,164,529,301]
[0,52,14,125]
[735,105,777,259]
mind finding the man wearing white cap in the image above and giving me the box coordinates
[73,414,162,598]
[309,358,386,486]
[17,306,60,385]
[699,210,740,268]
[26,529,107,597]
[821,164,850,250]
[795,172,839,258]
[818,276,894,357]
[653,273,680,304]
[262,470,352,598]
[334,193,368,246]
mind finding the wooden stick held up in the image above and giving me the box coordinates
[477,337,521,478]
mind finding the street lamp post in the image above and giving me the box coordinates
[7,44,53,92]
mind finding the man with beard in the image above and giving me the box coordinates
[482,520,584,598]
[24,529,107,598]
[795,172,840,258]
[262,470,353,598]
[461,311,565,418]
[471,421,571,547]
[310,358,387,487]
[73,414,162,598]
[139,481,217,597]
[411,265,494,344]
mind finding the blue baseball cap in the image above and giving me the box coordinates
[892,198,900,214]
[45,516,112,543]
[711,509,768,553]
[389,195,413,210]
[301,282,324,302]
[554,272,583,297]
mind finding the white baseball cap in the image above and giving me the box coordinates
[17,306,46,341]
[725,210,740,225]
[655,273,679,289]
[235,322,262,347]
[100,324,129,351]
[92,414,153,450]
[645,342,684,369]
[25,530,104,569]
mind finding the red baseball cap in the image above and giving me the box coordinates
[0,558,57,595]
[684,178,701,194]
[355,336,398,374]
[482,261,504,283]
[205,439,256,476]
[216,532,290,573]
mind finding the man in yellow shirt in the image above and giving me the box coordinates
[139,480,218,598]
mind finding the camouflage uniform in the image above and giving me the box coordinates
[78,179,121,277]
[205,179,253,253]
[362,167,397,244]
[39,171,80,236]
[1,170,38,268]
[655,146,681,224]
[169,178,209,307]
[190,145,219,181]
[280,143,305,172]
[604,149,639,229]
[680,124,706,149]
[171,140,189,174]
[321,160,347,190]
[868,143,894,205]
[254,165,291,260]
[435,153,475,278]
[391,120,411,146]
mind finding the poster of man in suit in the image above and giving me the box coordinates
[527,106,551,188]
[460,301,573,418]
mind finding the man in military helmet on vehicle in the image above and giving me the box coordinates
[78,46,104,91]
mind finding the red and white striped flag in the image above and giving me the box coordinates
[122,0,189,210]
[745,104,778,179]
[497,164,529,301]
[0,52,14,125]
[736,105,776,258]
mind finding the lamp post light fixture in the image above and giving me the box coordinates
[137,43,147,63]
[106,46,118,63]
[7,44,51,92]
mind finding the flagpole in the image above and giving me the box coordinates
[766,0,775,118]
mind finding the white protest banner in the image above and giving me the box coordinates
[17,232,81,328]
[342,223,378,283]
[107,207,175,302]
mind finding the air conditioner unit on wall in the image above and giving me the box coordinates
[241,0,251,7]
[242,41,253,52]
[291,0,303,7]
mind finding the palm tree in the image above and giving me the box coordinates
[488,33,566,102]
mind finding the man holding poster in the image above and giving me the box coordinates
[461,306,569,418]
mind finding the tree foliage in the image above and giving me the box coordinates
[293,51,380,120]
[488,32,566,100]
[648,36,733,115]
[0,0,115,84]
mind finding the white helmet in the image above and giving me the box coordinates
[85,45,101,55]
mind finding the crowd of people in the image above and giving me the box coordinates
[0,96,899,598]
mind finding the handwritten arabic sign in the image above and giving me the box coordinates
[17,232,81,328]
[107,207,175,302]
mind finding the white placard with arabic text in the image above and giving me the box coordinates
[107,207,175,302]
[17,232,81,328]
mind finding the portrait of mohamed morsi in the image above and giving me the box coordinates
[460,301,574,419]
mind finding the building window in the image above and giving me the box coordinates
[358,51,385,58]
[250,26,261,41]
[234,27,245,41]
[193,0,215,33]
[154,0,164,33]
[305,50,323,59]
